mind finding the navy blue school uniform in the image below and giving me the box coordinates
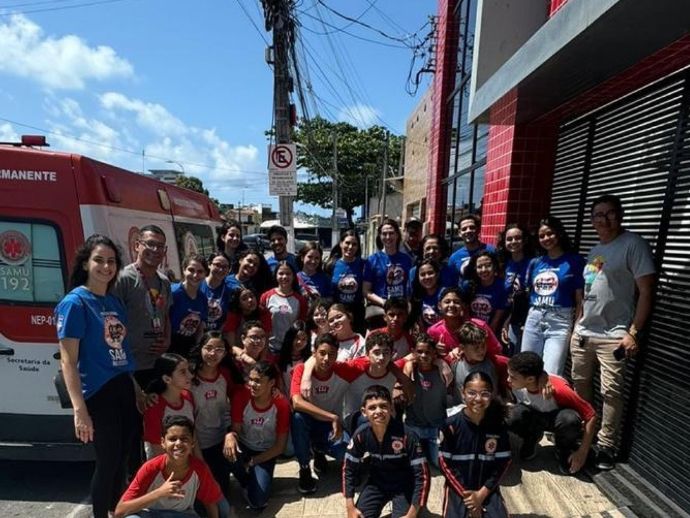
[169,283,208,357]
[343,419,430,518]
[439,411,511,518]
[199,280,232,332]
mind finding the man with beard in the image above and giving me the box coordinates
[448,215,495,283]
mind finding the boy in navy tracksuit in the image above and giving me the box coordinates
[343,385,430,518]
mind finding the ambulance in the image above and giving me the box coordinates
[0,136,223,460]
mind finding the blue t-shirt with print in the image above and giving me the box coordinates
[448,242,496,283]
[504,257,531,295]
[462,278,508,323]
[527,253,586,308]
[419,287,443,329]
[363,251,413,299]
[297,271,332,300]
[55,286,135,399]
[331,257,364,305]
[267,253,298,274]
[199,280,232,332]
[170,283,208,338]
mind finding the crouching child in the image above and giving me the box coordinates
[343,385,430,518]
[114,415,227,518]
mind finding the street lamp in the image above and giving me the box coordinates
[166,160,185,175]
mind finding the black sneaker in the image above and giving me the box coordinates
[298,467,317,494]
[596,447,615,471]
[520,441,538,461]
[555,449,571,475]
[313,451,328,474]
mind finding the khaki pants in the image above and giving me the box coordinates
[570,333,627,450]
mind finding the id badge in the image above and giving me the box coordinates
[151,316,162,333]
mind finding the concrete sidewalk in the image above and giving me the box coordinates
[231,438,627,517]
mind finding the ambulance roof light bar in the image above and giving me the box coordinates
[0,135,49,147]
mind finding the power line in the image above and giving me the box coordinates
[235,0,271,46]
[0,0,134,16]
[0,116,270,176]
[297,10,407,49]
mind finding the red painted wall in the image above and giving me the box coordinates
[426,0,458,234]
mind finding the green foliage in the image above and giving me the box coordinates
[292,117,402,226]
[175,175,220,207]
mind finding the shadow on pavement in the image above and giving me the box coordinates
[0,460,92,503]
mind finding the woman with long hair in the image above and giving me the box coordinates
[297,241,332,303]
[521,216,585,375]
[363,218,413,328]
[169,254,208,357]
[497,223,536,355]
[462,251,509,337]
[410,258,444,331]
[227,248,274,296]
[325,229,365,331]
[55,234,141,518]
[200,252,233,333]
[216,220,248,271]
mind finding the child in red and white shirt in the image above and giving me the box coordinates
[115,415,224,518]
[143,354,197,459]
[223,362,290,511]
[259,262,308,355]
[366,297,415,360]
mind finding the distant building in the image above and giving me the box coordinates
[402,87,433,224]
[148,169,183,184]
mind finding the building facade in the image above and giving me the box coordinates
[427,0,690,514]
[402,87,433,223]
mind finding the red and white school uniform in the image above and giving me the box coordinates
[190,367,236,450]
[342,357,406,416]
[143,390,195,458]
[336,333,366,362]
[121,455,221,513]
[513,375,596,421]
[368,327,415,360]
[231,386,291,452]
[427,318,502,358]
[290,362,363,415]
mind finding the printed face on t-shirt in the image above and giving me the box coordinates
[385,264,405,288]
[104,315,126,349]
[337,274,359,295]
[179,312,202,336]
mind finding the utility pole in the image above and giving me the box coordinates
[380,130,389,219]
[331,132,339,247]
[265,0,295,250]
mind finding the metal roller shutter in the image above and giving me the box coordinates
[550,70,690,512]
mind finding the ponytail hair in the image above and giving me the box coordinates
[146,353,187,395]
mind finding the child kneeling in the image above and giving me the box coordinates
[115,415,227,518]
[343,385,430,518]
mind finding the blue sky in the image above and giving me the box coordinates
[0,0,433,213]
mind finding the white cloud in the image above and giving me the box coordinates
[338,103,381,128]
[100,92,187,137]
[0,123,19,141]
[0,14,133,89]
[44,93,264,201]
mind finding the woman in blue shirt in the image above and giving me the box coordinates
[200,252,232,332]
[497,223,536,355]
[410,258,444,331]
[325,229,365,332]
[169,254,209,357]
[462,251,508,337]
[363,218,413,329]
[55,234,142,518]
[522,216,585,375]
[297,241,332,304]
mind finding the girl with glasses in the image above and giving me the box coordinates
[439,371,511,518]
[200,253,232,332]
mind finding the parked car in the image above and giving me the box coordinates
[243,233,270,252]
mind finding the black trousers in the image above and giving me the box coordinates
[85,373,140,518]
[443,486,508,518]
[202,441,231,496]
[507,404,582,456]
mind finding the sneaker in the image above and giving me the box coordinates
[298,467,317,494]
[596,447,615,471]
[313,451,328,474]
[520,441,538,461]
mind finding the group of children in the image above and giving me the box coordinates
[114,219,598,518]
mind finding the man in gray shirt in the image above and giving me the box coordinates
[111,224,172,388]
[570,194,655,471]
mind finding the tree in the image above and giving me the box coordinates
[175,175,220,207]
[292,117,403,227]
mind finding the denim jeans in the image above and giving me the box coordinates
[291,411,348,468]
[521,306,574,376]
[227,443,276,509]
[404,424,439,468]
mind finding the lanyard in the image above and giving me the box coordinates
[135,265,163,316]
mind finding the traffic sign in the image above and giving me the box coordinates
[268,144,297,196]
[269,144,296,172]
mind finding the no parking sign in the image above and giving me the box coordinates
[268,144,297,196]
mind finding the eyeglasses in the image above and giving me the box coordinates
[592,209,619,222]
[464,390,492,400]
[139,240,167,251]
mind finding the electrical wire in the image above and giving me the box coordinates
[0,116,270,176]
[0,0,134,16]
[235,0,271,46]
